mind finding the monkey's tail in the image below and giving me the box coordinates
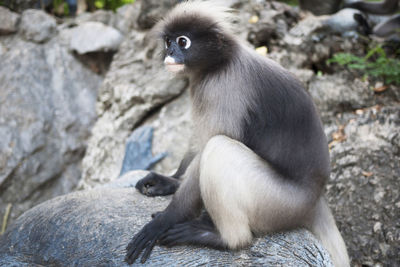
[309,197,350,267]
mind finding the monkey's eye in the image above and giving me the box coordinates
[176,36,191,49]
[165,37,172,48]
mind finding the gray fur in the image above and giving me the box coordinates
[128,2,349,266]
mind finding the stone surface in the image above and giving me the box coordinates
[326,106,400,266]
[308,72,374,121]
[298,0,341,15]
[19,9,57,43]
[1,0,37,12]
[114,2,141,34]
[136,0,178,30]
[62,22,124,54]
[144,89,192,175]
[79,28,188,189]
[0,7,20,35]
[0,37,102,226]
[119,126,166,176]
[0,184,333,266]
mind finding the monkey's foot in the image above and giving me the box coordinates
[159,218,227,249]
[125,216,171,264]
[135,172,179,196]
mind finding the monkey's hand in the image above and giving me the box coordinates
[125,216,171,264]
[135,172,179,196]
[159,216,227,250]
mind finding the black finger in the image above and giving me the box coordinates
[127,234,152,264]
[140,238,157,263]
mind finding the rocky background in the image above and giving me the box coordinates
[0,0,399,266]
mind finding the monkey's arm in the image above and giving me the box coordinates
[126,156,202,264]
[344,0,399,15]
[135,151,196,196]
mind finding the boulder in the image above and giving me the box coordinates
[327,106,400,266]
[143,90,192,174]
[0,177,333,266]
[79,28,188,189]
[0,37,102,226]
[1,0,37,12]
[0,7,20,35]
[298,0,341,15]
[308,72,374,121]
[19,9,57,43]
[62,22,124,54]
[136,0,178,30]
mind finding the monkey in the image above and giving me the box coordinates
[344,0,399,15]
[298,0,400,38]
[344,0,400,38]
[126,1,350,266]
[298,0,342,15]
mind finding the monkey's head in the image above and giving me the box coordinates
[156,1,236,75]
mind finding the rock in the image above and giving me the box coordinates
[79,28,188,189]
[144,89,193,174]
[75,9,117,26]
[114,2,142,34]
[136,0,178,30]
[19,9,57,43]
[327,106,400,266]
[0,7,20,35]
[0,181,333,266]
[298,0,341,15]
[1,0,37,12]
[119,126,166,176]
[71,3,140,35]
[0,37,102,226]
[308,72,374,121]
[62,22,124,54]
[104,170,150,189]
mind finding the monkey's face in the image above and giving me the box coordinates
[163,34,191,73]
[160,16,234,75]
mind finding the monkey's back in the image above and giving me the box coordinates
[197,44,330,190]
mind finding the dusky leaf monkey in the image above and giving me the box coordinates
[126,1,350,266]
[344,0,400,37]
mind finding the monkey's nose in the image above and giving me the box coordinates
[167,50,174,56]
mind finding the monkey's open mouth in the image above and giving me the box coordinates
[165,63,185,73]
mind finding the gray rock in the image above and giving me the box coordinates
[308,72,374,120]
[0,7,20,35]
[79,28,188,189]
[137,0,178,30]
[119,126,166,176]
[298,0,341,15]
[326,106,400,266]
[143,89,192,175]
[75,9,117,26]
[0,184,333,266]
[1,0,37,12]
[19,9,57,43]
[104,170,150,189]
[62,22,124,54]
[114,2,141,34]
[0,37,102,226]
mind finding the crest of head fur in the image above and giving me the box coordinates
[154,0,235,37]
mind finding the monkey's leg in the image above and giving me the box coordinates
[135,151,196,196]
[160,135,315,250]
[159,211,228,249]
[199,135,315,249]
[373,14,400,37]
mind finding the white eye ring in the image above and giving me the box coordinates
[176,35,191,49]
